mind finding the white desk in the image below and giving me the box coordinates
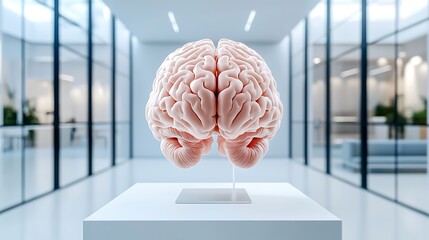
[84,183,341,240]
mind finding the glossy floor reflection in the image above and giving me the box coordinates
[0,158,428,240]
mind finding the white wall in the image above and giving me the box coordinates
[132,39,289,159]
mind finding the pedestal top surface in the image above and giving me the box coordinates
[84,183,340,222]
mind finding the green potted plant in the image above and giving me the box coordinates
[23,99,40,147]
[3,105,17,125]
[373,98,407,138]
[411,98,427,139]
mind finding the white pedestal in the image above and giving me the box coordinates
[83,183,341,240]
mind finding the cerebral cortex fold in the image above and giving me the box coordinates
[146,39,283,168]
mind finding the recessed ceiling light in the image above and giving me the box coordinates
[60,74,75,82]
[377,57,388,66]
[313,57,322,65]
[340,68,359,78]
[168,11,179,33]
[244,10,256,32]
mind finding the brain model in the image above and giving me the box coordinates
[146,39,283,168]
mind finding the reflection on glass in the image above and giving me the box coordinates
[60,18,87,57]
[0,127,22,210]
[24,0,54,125]
[308,2,327,170]
[331,123,361,185]
[116,123,129,163]
[115,74,130,122]
[399,0,429,29]
[115,19,130,56]
[93,124,111,172]
[331,50,361,120]
[93,64,111,123]
[60,47,88,123]
[292,122,304,163]
[331,0,361,58]
[93,0,112,67]
[367,37,395,124]
[116,52,130,76]
[367,0,395,42]
[330,24,358,182]
[398,125,429,212]
[60,124,88,186]
[24,126,54,200]
[291,20,305,53]
[25,41,54,124]
[2,0,23,127]
[60,0,88,29]
[2,34,22,126]
[397,23,429,212]
[367,125,396,198]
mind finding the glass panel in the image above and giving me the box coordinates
[93,0,112,68]
[397,125,429,212]
[2,0,23,39]
[331,0,361,58]
[292,51,304,75]
[60,124,88,186]
[115,123,129,164]
[60,18,87,57]
[24,126,53,199]
[60,0,88,29]
[397,22,429,212]
[397,22,428,121]
[367,125,396,198]
[398,0,429,29]
[2,35,22,126]
[331,50,361,121]
[93,124,111,172]
[115,74,129,122]
[24,0,53,44]
[331,30,359,182]
[292,122,304,164]
[310,62,326,170]
[367,37,396,123]
[93,64,111,123]
[368,0,395,43]
[292,74,304,121]
[311,123,327,171]
[115,19,130,55]
[2,0,23,126]
[291,20,305,53]
[309,2,327,170]
[24,0,54,125]
[116,52,129,76]
[60,47,88,123]
[309,1,327,44]
[0,127,22,210]
[331,123,361,185]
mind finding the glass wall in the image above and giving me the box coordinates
[289,0,429,215]
[308,0,327,171]
[291,20,306,164]
[114,19,131,164]
[92,0,112,173]
[0,0,133,212]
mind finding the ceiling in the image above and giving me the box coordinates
[103,0,320,43]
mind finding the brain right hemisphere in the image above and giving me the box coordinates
[146,39,283,168]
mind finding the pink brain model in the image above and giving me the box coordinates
[146,39,283,168]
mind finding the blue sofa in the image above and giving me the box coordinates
[341,139,427,172]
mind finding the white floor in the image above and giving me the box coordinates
[0,158,428,240]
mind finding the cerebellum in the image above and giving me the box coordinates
[146,39,283,168]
